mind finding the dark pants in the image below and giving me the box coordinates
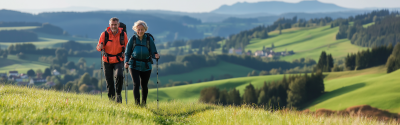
[129,68,151,105]
[103,61,124,102]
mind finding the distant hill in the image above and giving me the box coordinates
[212,0,351,15]
[0,9,203,42]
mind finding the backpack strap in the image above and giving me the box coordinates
[104,31,110,46]
[145,33,155,64]
[120,30,125,52]
[131,34,137,54]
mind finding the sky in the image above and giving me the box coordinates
[1,0,400,13]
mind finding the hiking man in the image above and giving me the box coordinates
[96,17,128,103]
[124,20,159,106]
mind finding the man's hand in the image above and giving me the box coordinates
[155,54,160,59]
[97,43,103,50]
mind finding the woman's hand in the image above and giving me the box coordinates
[155,54,160,59]
[124,62,129,69]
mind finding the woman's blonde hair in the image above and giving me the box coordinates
[132,20,148,32]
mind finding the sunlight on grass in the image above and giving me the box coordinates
[1,85,397,124]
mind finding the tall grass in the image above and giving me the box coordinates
[1,85,398,124]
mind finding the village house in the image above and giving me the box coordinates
[228,48,243,55]
[8,71,18,77]
[52,70,60,76]
[254,50,265,56]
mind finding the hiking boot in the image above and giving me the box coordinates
[140,100,146,107]
[116,95,122,103]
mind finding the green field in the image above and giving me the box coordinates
[245,25,367,61]
[150,60,256,85]
[123,74,285,103]
[306,68,400,113]
[0,26,97,48]
[119,65,400,114]
[1,85,393,124]
[0,55,49,74]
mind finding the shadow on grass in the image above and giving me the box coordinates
[147,105,215,117]
[302,82,366,109]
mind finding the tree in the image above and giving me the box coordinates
[78,73,91,87]
[317,51,328,72]
[242,83,257,104]
[271,43,275,48]
[326,54,334,72]
[79,84,89,93]
[257,90,267,105]
[219,89,228,105]
[286,77,307,108]
[228,88,241,105]
[386,43,400,73]
[199,87,219,104]
[27,69,36,78]
[42,68,52,79]
[55,48,68,64]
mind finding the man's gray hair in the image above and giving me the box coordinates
[109,17,119,24]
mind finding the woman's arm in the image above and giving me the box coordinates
[149,36,158,59]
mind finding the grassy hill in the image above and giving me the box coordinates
[0,54,49,74]
[0,26,97,48]
[118,65,400,114]
[306,68,400,113]
[124,74,285,102]
[149,60,257,85]
[245,25,367,61]
[1,85,391,124]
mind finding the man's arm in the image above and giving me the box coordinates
[96,32,105,52]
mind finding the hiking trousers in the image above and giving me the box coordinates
[103,61,124,102]
[128,68,151,105]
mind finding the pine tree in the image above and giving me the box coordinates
[219,89,228,105]
[228,88,241,105]
[243,83,257,104]
[386,43,400,73]
[317,51,328,72]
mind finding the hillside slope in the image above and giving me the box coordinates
[0,85,390,124]
[245,25,366,61]
[306,69,400,113]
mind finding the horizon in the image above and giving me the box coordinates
[2,0,400,14]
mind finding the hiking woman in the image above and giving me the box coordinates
[124,20,159,106]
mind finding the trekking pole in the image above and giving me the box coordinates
[100,43,103,99]
[125,68,128,105]
[156,58,159,110]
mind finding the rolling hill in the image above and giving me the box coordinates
[0,26,97,49]
[245,24,368,61]
[306,67,400,113]
[1,85,389,124]
[117,65,400,113]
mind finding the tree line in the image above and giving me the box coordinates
[199,71,324,109]
[334,10,399,47]
[149,54,316,80]
[386,43,400,73]
[351,15,400,47]
[0,30,38,42]
[345,45,393,70]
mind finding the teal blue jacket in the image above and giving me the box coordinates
[124,34,158,71]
